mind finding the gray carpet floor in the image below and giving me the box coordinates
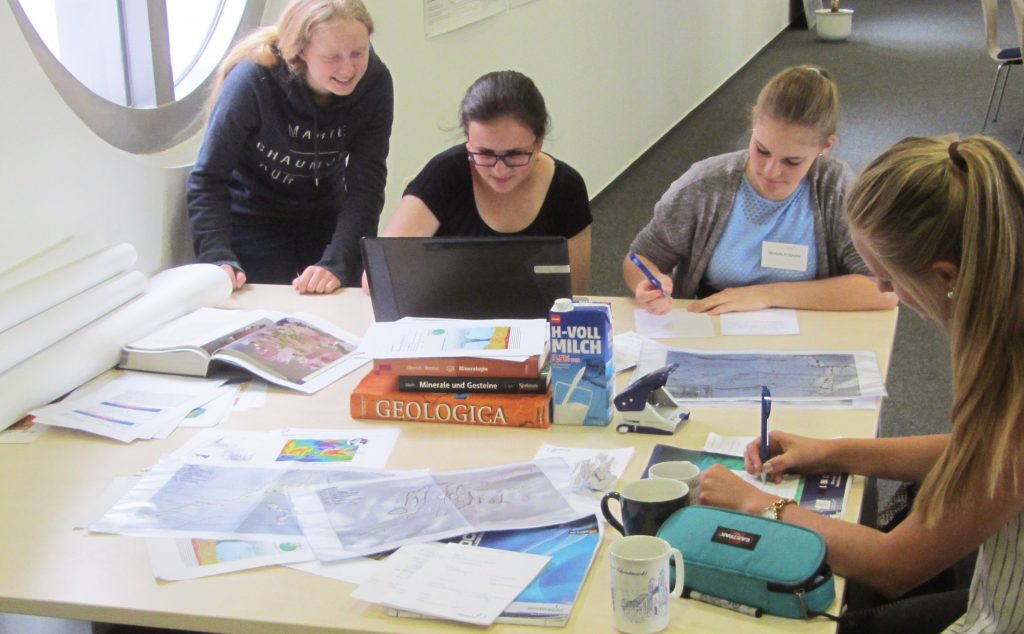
[587,0,1024,507]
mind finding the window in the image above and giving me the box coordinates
[10,0,266,153]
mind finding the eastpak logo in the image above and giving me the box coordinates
[711,525,761,550]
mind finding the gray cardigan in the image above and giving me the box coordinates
[629,150,866,299]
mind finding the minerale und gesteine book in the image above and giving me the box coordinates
[645,444,851,518]
[119,307,362,394]
[396,373,548,394]
[350,370,551,427]
[388,514,601,627]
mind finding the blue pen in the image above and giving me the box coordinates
[760,386,772,483]
[629,252,669,298]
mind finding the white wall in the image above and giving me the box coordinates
[0,0,789,276]
[360,0,791,213]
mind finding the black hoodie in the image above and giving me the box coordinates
[187,49,393,286]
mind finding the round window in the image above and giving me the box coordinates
[10,0,267,154]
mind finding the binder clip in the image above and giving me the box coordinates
[614,363,689,435]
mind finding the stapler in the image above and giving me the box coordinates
[614,363,690,435]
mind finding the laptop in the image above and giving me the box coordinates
[361,236,572,321]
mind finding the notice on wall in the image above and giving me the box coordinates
[423,0,507,38]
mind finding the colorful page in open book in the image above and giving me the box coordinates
[646,444,850,519]
[390,514,601,626]
[217,317,358,385]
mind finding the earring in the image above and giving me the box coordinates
[947,288,955,299]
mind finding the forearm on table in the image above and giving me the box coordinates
[763,275,898,311]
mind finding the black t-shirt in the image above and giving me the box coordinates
[403,145,592,238]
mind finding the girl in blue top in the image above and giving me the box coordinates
[625,66,896,315]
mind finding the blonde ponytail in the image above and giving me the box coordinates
[845,135,1024,524]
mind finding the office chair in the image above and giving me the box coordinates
[980,0,1022,135]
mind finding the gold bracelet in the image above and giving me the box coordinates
[761,497,796,520]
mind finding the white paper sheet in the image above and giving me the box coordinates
[359,318,547,360]
[352,542,549,626]
[147,536,314,581]
[703,432,754,457]
[720,309,800,336]
[612,331,644,374]
[0,271,147,374]
[30,371,226,443]
[423,0,507,38]
[634,309,715,339]
[177,386,238,428]
[0,264,231,430]
[0,243,137,334]
[232,380,267,410]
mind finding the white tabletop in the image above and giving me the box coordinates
[0,286,898,633]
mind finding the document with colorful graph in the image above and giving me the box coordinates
[170,428,399,469]
[359,318,548,361]
[120,307,367,393]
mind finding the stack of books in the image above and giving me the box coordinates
[350,352,552,428]
[350,319,552,428]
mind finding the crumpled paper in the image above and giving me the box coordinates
[571,452,617,491]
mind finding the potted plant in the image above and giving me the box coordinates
[815,0,853,41]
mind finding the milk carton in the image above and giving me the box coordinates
[549,298,614,426]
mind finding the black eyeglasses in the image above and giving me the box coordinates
[467,150,534,168]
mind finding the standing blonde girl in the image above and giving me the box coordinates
[188,0,393,294]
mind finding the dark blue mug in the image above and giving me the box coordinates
[600,478,690,536]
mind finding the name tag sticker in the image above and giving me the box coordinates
[761,241,809,272]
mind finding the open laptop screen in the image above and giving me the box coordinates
[361,236,572,321]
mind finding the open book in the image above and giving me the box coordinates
[119,308,366,394]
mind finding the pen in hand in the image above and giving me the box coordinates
[629,252,669,298]
[759,386,772,485]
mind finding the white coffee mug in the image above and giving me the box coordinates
[648,460,701,503]
[609,535,684,634]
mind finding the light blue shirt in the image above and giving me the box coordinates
[704,175,817,291]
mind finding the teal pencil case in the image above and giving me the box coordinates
[656,506,835,619]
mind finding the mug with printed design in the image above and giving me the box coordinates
[609,534,685,633]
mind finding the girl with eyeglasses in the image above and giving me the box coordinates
[625,65,896,315]
[372,70,593,295]
[188,0,393,295]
